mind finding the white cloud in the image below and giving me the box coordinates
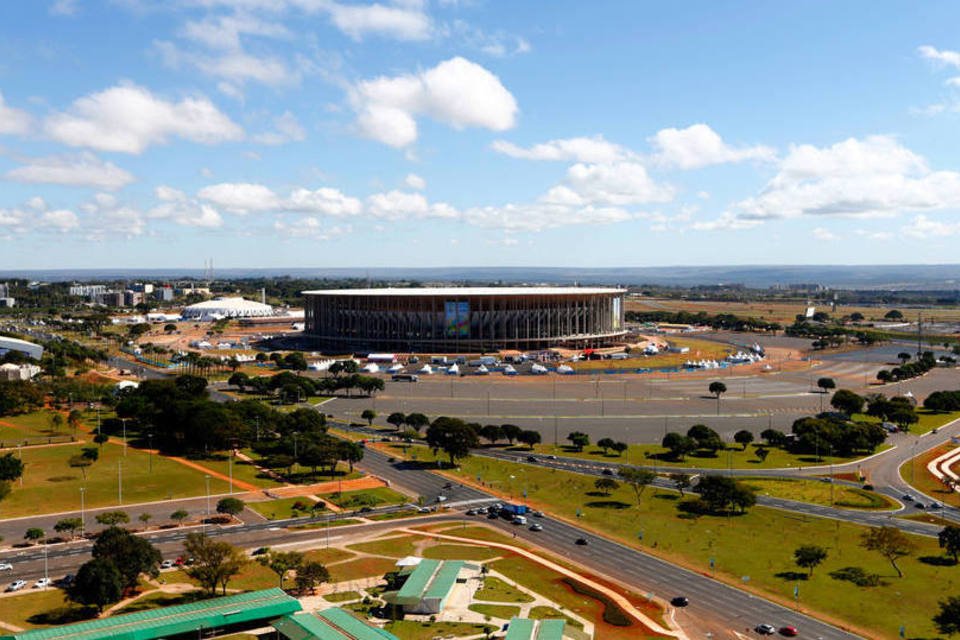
[274,217,350,239]
[41,209,80,232]
[918,45,960,68]
[49,0,77,16]
[0,92,32,135]
[286,187,362,215]
[252,111,306,145]
[149,187,224,228]
[491,135,631,164]
[324,0,432,41]
[734,136,960,221]
[197,182,362,215]
[5,153,135,190]
[155,40,300,89]
[181,11,291,50]
[559,162,674,206]
[463,202,634,232]
[351,56,518,147]
[812,227,838,241]
[901,214,960,239]
[79,193,147,238]
[444,19,531,58]
[690,213,762,232]
[46,84,243,154]
[650,124,776,169]
[404,173,426,190]
[366,189,456,219]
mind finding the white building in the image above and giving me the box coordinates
[0,337,44,361]
[0,363,41,381]
[181,297,275,321]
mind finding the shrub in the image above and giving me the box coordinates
[829,566,883,587]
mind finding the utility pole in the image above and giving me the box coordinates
[118,460,122,505]
[79,487,85,538]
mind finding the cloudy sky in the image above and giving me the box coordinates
[3,1,960,269]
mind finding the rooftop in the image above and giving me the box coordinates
[504,618,566,640]
[272,610,399,640]
[183,297,274,311]
[302,287,624,297]
[395,559,464,605]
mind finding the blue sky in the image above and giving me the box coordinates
[4,1,960,269]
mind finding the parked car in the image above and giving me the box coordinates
[58,574,74,587]
[33,578,51,589]
[6,580,27,592]
[529,523,543,532]
[527,456,538,463]
[902,493,915,502]
[160,559,175,569]
[779,626,799,637]
[670,596,689,607]
[532,511,544,518]
[465,509,477,516]
[754,623,776,635]
[930,502,943,510]
[0,563,12,572]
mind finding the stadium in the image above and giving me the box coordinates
[302,287,626,352]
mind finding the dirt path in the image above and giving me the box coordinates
[167,455,260,492]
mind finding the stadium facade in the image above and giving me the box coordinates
[302,287,626,352]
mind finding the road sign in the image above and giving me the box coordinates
[709,557,715,569]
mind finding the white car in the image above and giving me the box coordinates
[529,523,543,532]
[6,580,26,592]
[33,578,51,589]
[160,560,176,569]
[0,563,13,571]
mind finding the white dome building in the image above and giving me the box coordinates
[181,297,275,321]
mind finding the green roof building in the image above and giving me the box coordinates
[503,618,566,640]
[272,609,398,640]
[0,589,301,640]
[391,559,468,614]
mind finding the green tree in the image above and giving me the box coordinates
[68,454,93,480]
[708,381,726,414]
[170,509,189,527]
[860,526,916,578]
[618,467,656,507]
[611,441,628,457]
[91,526,161,589]
[830,389,864,416]
[69,558,123,613]
[24,528,44,545]
[733,430,754,451]
[935,595,960,636]
[662,432,696,461]
[566,431,590,452]
[138,513,152,528]
[0,453,24,482]
[95,511,130,526]
[885,309,904,320]
[593,477,619,495]
[405,413,430,433]
[669,473,691,497]
[339,440,365,472]
[361,409,377,426]
[755,447,770,463]
[258,549,304,589]
[294,561,330,595]
[50,412,64,433]
[81,446,99,462]
[386,412,406,431]
[517,430,542,449]
[596,437,616,455]
[940,526,960,564]
[216,497,245,518]
[500,424,522,444]
[183,532,247,595]
[426,418,479,467]
[696,475,757,514]
[93,432,110,448]
[794,545,828,576]
[54,517,82,539]
[479,424,502,445]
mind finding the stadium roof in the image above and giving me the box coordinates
[0,589,300,640]
[302,287,624,296]
[504,618,566,640]
[395,559,464,605]
[0,336,43,357]
[272,610,399,640]
[181,297,274,318]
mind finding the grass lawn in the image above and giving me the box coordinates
[323,487,408,509]
[0,411,67,442]
[898,443,960,504]
[347,536,419,558]
[384,620,492,640]
[112,591,205,614]
[523,441,880,470]
[323,591,361,603]
[528,605,584,629]
[439,453,953,639]
[328,557,398,583]
[246,497,324,520]
[468,603,520,620]
[303,547,355,565]
[2,440,230,519]
[183,454,285,489]
[854,410,960,435]
[474,576,535,603]
[0,588,82,629]
[287,518,361,531]
[366,509,427,522]
[740,477,898,510]
[421,543,502,561]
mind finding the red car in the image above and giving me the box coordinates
[779,626,799,637]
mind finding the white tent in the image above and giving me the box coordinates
[362,363,380,373]
[557,364,575,374]
[530,363,548,375]
[418,364,434,374]
[446,364,460,375]
[502,364,518,376]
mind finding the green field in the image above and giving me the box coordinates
[853,410,960,436]
[324,487,408,509]
[741,477,898,510]
[323,590,361,603]
[0,411,69,442]
[183,454,285,489]
[2,440,231,519]
[474,576,535,603]
[384,620,492,640]
[468,603,521,620]
[421,543,503,561]
[437,452,951,639]
[347,535,419,558]
[0,589,78,629]
[246,497,325,520]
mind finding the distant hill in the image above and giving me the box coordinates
[2,265,960,289]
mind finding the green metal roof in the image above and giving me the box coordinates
[504,618,566,640]
[0,588,301,640]
[395,559,440,604]
[423,561,463,600]
[273,610,398,640]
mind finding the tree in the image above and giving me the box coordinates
[54,517,82,539]
[95,511,130,526]
[228,372,249,391]
[93,432,109,448]
[794,545,828,577]
[860,526,916,578]
[92,526,161,589]
[138,513,152,528]
[594,477,619,495]
[82,446,99,462]
[163,323,177,334]
[897,352,912,364]
[669,473,691,497]
[171,509,189,527]
[611,441,628,457]
[360,409,377,426]
[68,454,93,480]
[405,413,429,433]
[934,596,960,636]
[479,424,502,445]
[618,467,656,507]
[597,438,616,455]
[517,430,541,449]
[830,389,864,416]
[0,453,24,482]
[216,497,245,518]
[708,381,726,414]
[69,558,123,613]
[755,447,770,463]
[760,428,786,446]
[885,309,904,320]
[294,561,330,595]
[426,418,479,467]
[687,424,722,454]
[939,526,960,564]
[24,528,44,545]
[258,549,304,589]
[816,378,836,411]
[50,412,64,433]
[876,369,893,383]
[386,412,406,431]
[566,431,590,452]
[340,441,364,472]
[733,430,754,451]
[183,532,247,595]
[662,432,696,461]
[695,475,757,514]
[500,424,522,444]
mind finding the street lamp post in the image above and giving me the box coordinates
[121,418,127,456]
[118,460,122,505]
[79,487,85,538]
[229,452,233,495]
[148,433,153,473]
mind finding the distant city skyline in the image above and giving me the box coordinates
[4,2,960,268]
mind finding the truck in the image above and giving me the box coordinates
[499,503,528,517]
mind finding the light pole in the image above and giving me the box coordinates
[229,452,234,495]
[205,474,211,524]
[121,418,127,456]
[118,460,122,505]
[148,433,153,473]
[79,487,85,538]
[17,444,22,487]
[42,542,48,588]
